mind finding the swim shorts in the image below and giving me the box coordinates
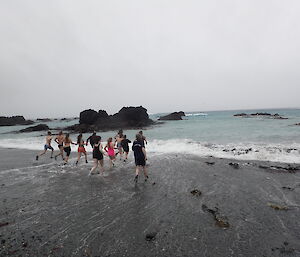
[44,144,54,151]
[64,146,71,156]
[78,146,86,153]
[135,158,146,167]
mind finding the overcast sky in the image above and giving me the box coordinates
[0,0,300,118]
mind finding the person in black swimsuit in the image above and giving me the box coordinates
[121,135,131,161]
[86,132,100,149]
[132,133,148,183]
[89,136,104,175]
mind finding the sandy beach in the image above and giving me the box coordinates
[0,148,299,256]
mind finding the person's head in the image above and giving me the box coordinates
[136,133,142,141]
[77,134,83,144]
[58,131,63,135]
[95,136,101,145]
[118,129,123,134]
[65,133,70,140]
[123,135,127,139]
[48,131,52,136]
[139,130,143,135]
[92,131,96,136]
[107,137,113,144]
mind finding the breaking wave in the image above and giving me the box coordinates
[1,137,300,163]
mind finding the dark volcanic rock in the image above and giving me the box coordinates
[37,118,52,122]
[233,113,248,117]
[68,106,153,132]
[234,112,287,119]
[0,116,34,126]
[202,204,230,228]
[229,162,239,169]
[20,124,49,133]
[190,189,202,196]
[79,109,101,125]
[158,111,185,120]
[145,232,157,241]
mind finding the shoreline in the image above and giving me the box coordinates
[0,148,300,256]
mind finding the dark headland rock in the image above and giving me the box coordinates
[0,116,34,126]
[158,111,185,120]
[234,112,288,119]
[66,106,154,132]
[37,118,52,122]
[20,124,49,133]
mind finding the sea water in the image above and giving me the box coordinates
[1,108,300,163]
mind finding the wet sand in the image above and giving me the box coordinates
[0,148,300,257]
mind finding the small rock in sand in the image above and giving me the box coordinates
[268,203,289,211]
[229,162,239,169]
[190,189,202,196]
[145,232,157,241]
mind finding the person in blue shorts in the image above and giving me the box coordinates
[132,133,148,183]
[36,131,54,160]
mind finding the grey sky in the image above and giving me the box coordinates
[0,0,300,118]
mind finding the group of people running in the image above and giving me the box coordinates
[35,130,148,182]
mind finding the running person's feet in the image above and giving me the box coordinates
[85,160,88,164]
[76,161,78,165]
[134,175,138,183]
[54,155,57,161]
[144,175,149,182]
[36,155,39,161]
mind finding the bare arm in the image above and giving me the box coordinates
[142,147,147,160]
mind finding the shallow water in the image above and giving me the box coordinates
[0,149,299,256]
[1,108,300,163]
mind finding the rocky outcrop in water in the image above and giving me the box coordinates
[0,116,34,126]
[37,118,52,122]
[158,111,185,120]
[19,124,49,133]
[66,106,154,132]
[234,113,288,119]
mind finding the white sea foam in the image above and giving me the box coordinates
[185,113,208,117]
[1,137,300,163]
[146,139,300,164]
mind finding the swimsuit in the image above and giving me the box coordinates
[78,146,86,153]
[132,140,145,166]
[78,140,86,153]
[107,147,115,157]
[58,144,63,148]
[93,145,103,160]
[121,139,131,153]
[44,144,54,151]
[64,146,71,156]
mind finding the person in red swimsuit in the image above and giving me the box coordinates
[76,133,88,165]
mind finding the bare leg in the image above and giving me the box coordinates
[134,166,140,183]
[90,159,98,175]
[64,154,70,164]
[109,158,113,169]
[36,149,46,160]
[84,152,88,163]
[143,166,148,181]
[76,152,81,165]
[50,149,54,158]
[55,147,64,160]
[99,160,104,174]
[118,147,123,160]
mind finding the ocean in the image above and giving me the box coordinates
[1,108,300,163]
